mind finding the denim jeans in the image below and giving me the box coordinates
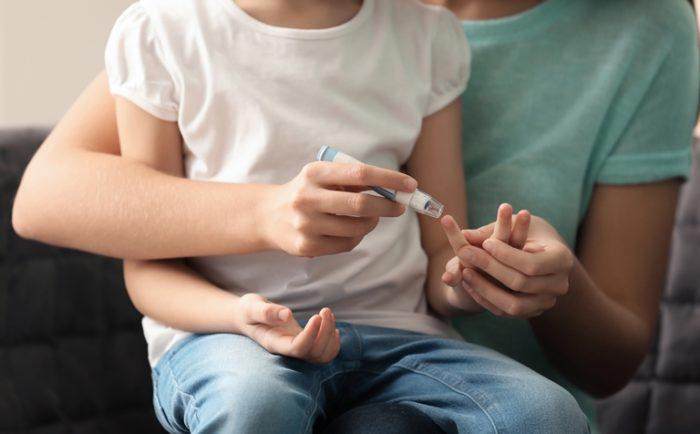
[151,323,589,434]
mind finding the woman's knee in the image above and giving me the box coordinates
[507,374,589,434]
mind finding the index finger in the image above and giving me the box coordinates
[441,215,468,253]
[289,315,322,358]
[307,162,418,193]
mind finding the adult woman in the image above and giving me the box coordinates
[13,0,698,431]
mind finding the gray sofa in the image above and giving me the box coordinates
[1,128,699,433]
[1,129,161,433]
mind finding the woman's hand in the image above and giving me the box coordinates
[457,204,575,318]
[262,161,417,257]
[437,205,532,315]
[234,294,341,364]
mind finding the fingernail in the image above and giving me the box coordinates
[525,243,546,253]
[278,309,290,321]
[483,239,494,251]
[404,178,418,191]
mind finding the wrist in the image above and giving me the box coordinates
[227,294,247,334]
[532,256,583,327]
[224,183,279,253]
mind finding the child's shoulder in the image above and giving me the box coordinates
[131,0,222,28]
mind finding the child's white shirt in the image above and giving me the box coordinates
[105,0,470,367]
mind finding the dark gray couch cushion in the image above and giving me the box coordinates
[0,129,164,434]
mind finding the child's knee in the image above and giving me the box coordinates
[188,369,316,434]
[156,335,320,434]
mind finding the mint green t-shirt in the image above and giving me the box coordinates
[453,0,699,430]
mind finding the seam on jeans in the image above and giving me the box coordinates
[152,369,186,434]
[165,356,202,430]
[349,324,365,359]
[393,363,502,434]
[303,368,358,433]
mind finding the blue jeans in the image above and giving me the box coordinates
[151,323,589,434]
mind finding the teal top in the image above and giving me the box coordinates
[454,0,699,430]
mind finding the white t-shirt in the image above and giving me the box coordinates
[105,0,470,367]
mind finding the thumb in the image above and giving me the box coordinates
[462,222,495,247]
[246,299,293,325]
[523,241,546,253]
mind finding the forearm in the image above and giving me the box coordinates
[13,146,273,260]
[530,259,651,397]
[537,181,681,397]
[12,72,273,260]
[124,259,245,333]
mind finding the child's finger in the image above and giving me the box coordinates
[290,315,322,358]
[492,203,512,242]
[308,309,335,362]
[248,300,292,325]
[319,329,341,363]
[315,311,340,363]
[442,256,463,287]
[509,210,531,249]
[441,215,468,253]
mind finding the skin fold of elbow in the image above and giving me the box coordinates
[11,192,39,241]
[587,332,654,398]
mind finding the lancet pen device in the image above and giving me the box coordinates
[316,146,444,219]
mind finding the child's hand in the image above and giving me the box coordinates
[440,214,469,288]
[234,294,340,364]
[435,215,483,313]
[436,207,533,315]
[264,162,417,258]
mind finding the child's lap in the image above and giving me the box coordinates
[151,323,587,433]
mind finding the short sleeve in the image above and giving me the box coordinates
[105,3,179,122]
[425,10,471,116]
[597,7,698,184]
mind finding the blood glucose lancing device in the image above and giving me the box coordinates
[316,146,444,219]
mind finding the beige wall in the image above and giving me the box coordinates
[0,0,134,128]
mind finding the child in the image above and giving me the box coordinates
[105,1,567,433]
